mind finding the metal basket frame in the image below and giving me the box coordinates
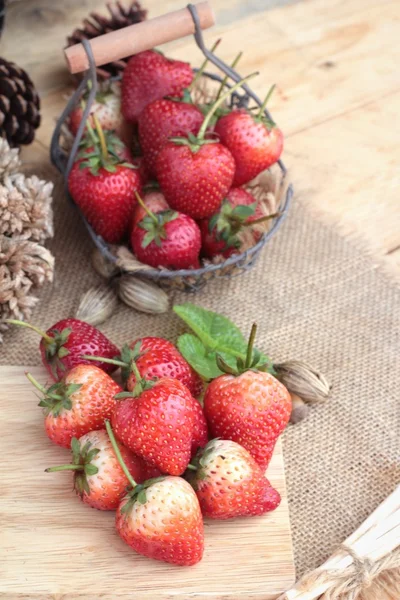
[50,3,293,292]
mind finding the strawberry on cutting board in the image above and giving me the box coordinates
[122,50,193,123]
[105,419,204,566]
[27,364,121,448]
[68,118,142,243]
[214,86,284,187]
[186,439,280,519]
[131,193,201,270]
[203,324,291,469]
[6,317,119,381]
[45,429,158,511]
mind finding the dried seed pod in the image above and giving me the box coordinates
[289,393,309,424]
[117,275,169,314]
[91,247,117,279]
[75,284,118,325]
[274,360,331,404]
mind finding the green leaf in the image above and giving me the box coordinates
[174,303,248,358]
[177,334,224,380]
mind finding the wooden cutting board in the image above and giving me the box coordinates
[0,365,295,599]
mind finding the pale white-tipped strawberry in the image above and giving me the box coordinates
[186,439,281,519]
[45,429,159,511]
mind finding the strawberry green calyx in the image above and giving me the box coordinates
[105,420,166,512]
[216,323,271,376]
[26,372,81,416]
[209,200,259,249]
[170,73,258,153]
[45,437,99,496]
[135,191,178,248]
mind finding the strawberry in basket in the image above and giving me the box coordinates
[68,117,142,243]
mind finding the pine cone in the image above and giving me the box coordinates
[0,57,41,147]
[66,1,148,81]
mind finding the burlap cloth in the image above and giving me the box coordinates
[1,172,399,583]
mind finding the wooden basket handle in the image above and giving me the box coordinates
[64,2,215,75]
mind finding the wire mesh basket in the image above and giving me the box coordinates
[51,3,293,292]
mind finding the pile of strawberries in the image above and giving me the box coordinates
[18,314,291,567]
[67,48,283,270]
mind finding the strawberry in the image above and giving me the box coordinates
[83,337,204,398]
[116,475,204,566]
[45,429,158,510]
[154,76,255,220]
[131,194,201,269]
[132,190,169,229]
[68,82,128,141]
[191,398,209,455]
[122,50,193,123]
[27,364,121,448]
[214,88,284,187]
[68,118,142,243]
[111,371,196,476]
[203,324,291,469]
[186,439,281,518]
[79,128,134,163]
[200,187,266,258]
[138,99,203,176]
[105,420,204,566]
[6,317,119,381]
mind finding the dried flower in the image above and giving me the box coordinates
[274,360,331,404]
[117,275,169,314]
[75,283,118,325]
[0,138,21,179]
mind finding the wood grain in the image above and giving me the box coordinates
[0,366,295,599]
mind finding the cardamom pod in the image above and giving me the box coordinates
[274,360,331,404]
[91,247,117,279]
[75,284,118,325]
[289,393,310,424]
[117,275,169,314]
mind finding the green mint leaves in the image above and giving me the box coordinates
[174,303,273,380]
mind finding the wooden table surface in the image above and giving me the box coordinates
[3,0,400,275]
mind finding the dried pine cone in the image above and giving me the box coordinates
[0,235,54,342]
[66,1,147,80]
[0,173,53,241]
[0,57,41,146]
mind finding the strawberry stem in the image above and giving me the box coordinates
[81,354,127,368]
[186,464,197,471]
[93,113,108,162]
[257,84,276,119]
[245,323,257,370]
[5,319,53,344]
[135,191,158,225]
[215,51,243,100]
[242,212,281,226]
[45,464,83,472]
[188,38,221,92]
[85,119,98,146]
[105,419,137,489]
[26,372,50,396]
[198,72,258,140]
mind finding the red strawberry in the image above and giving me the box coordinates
[45,429,158,511]
[203,324,291,469]
[68,119,142,243]
[27,364,121,448]
[191,399,209,455]
[116,475,204,565]
[156,143,234,220]
[200,187,266,258]
[154,76,256,220]
[79,129,134,163]
[138,99,203,176]
[132,190,169,229]
[122,50,193,123]
[131,197,201,269]
[111,374,196,475]
[7,317,119,381]
[186,439,281,518]
[215,108,284,187]
[69,82,129,142]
